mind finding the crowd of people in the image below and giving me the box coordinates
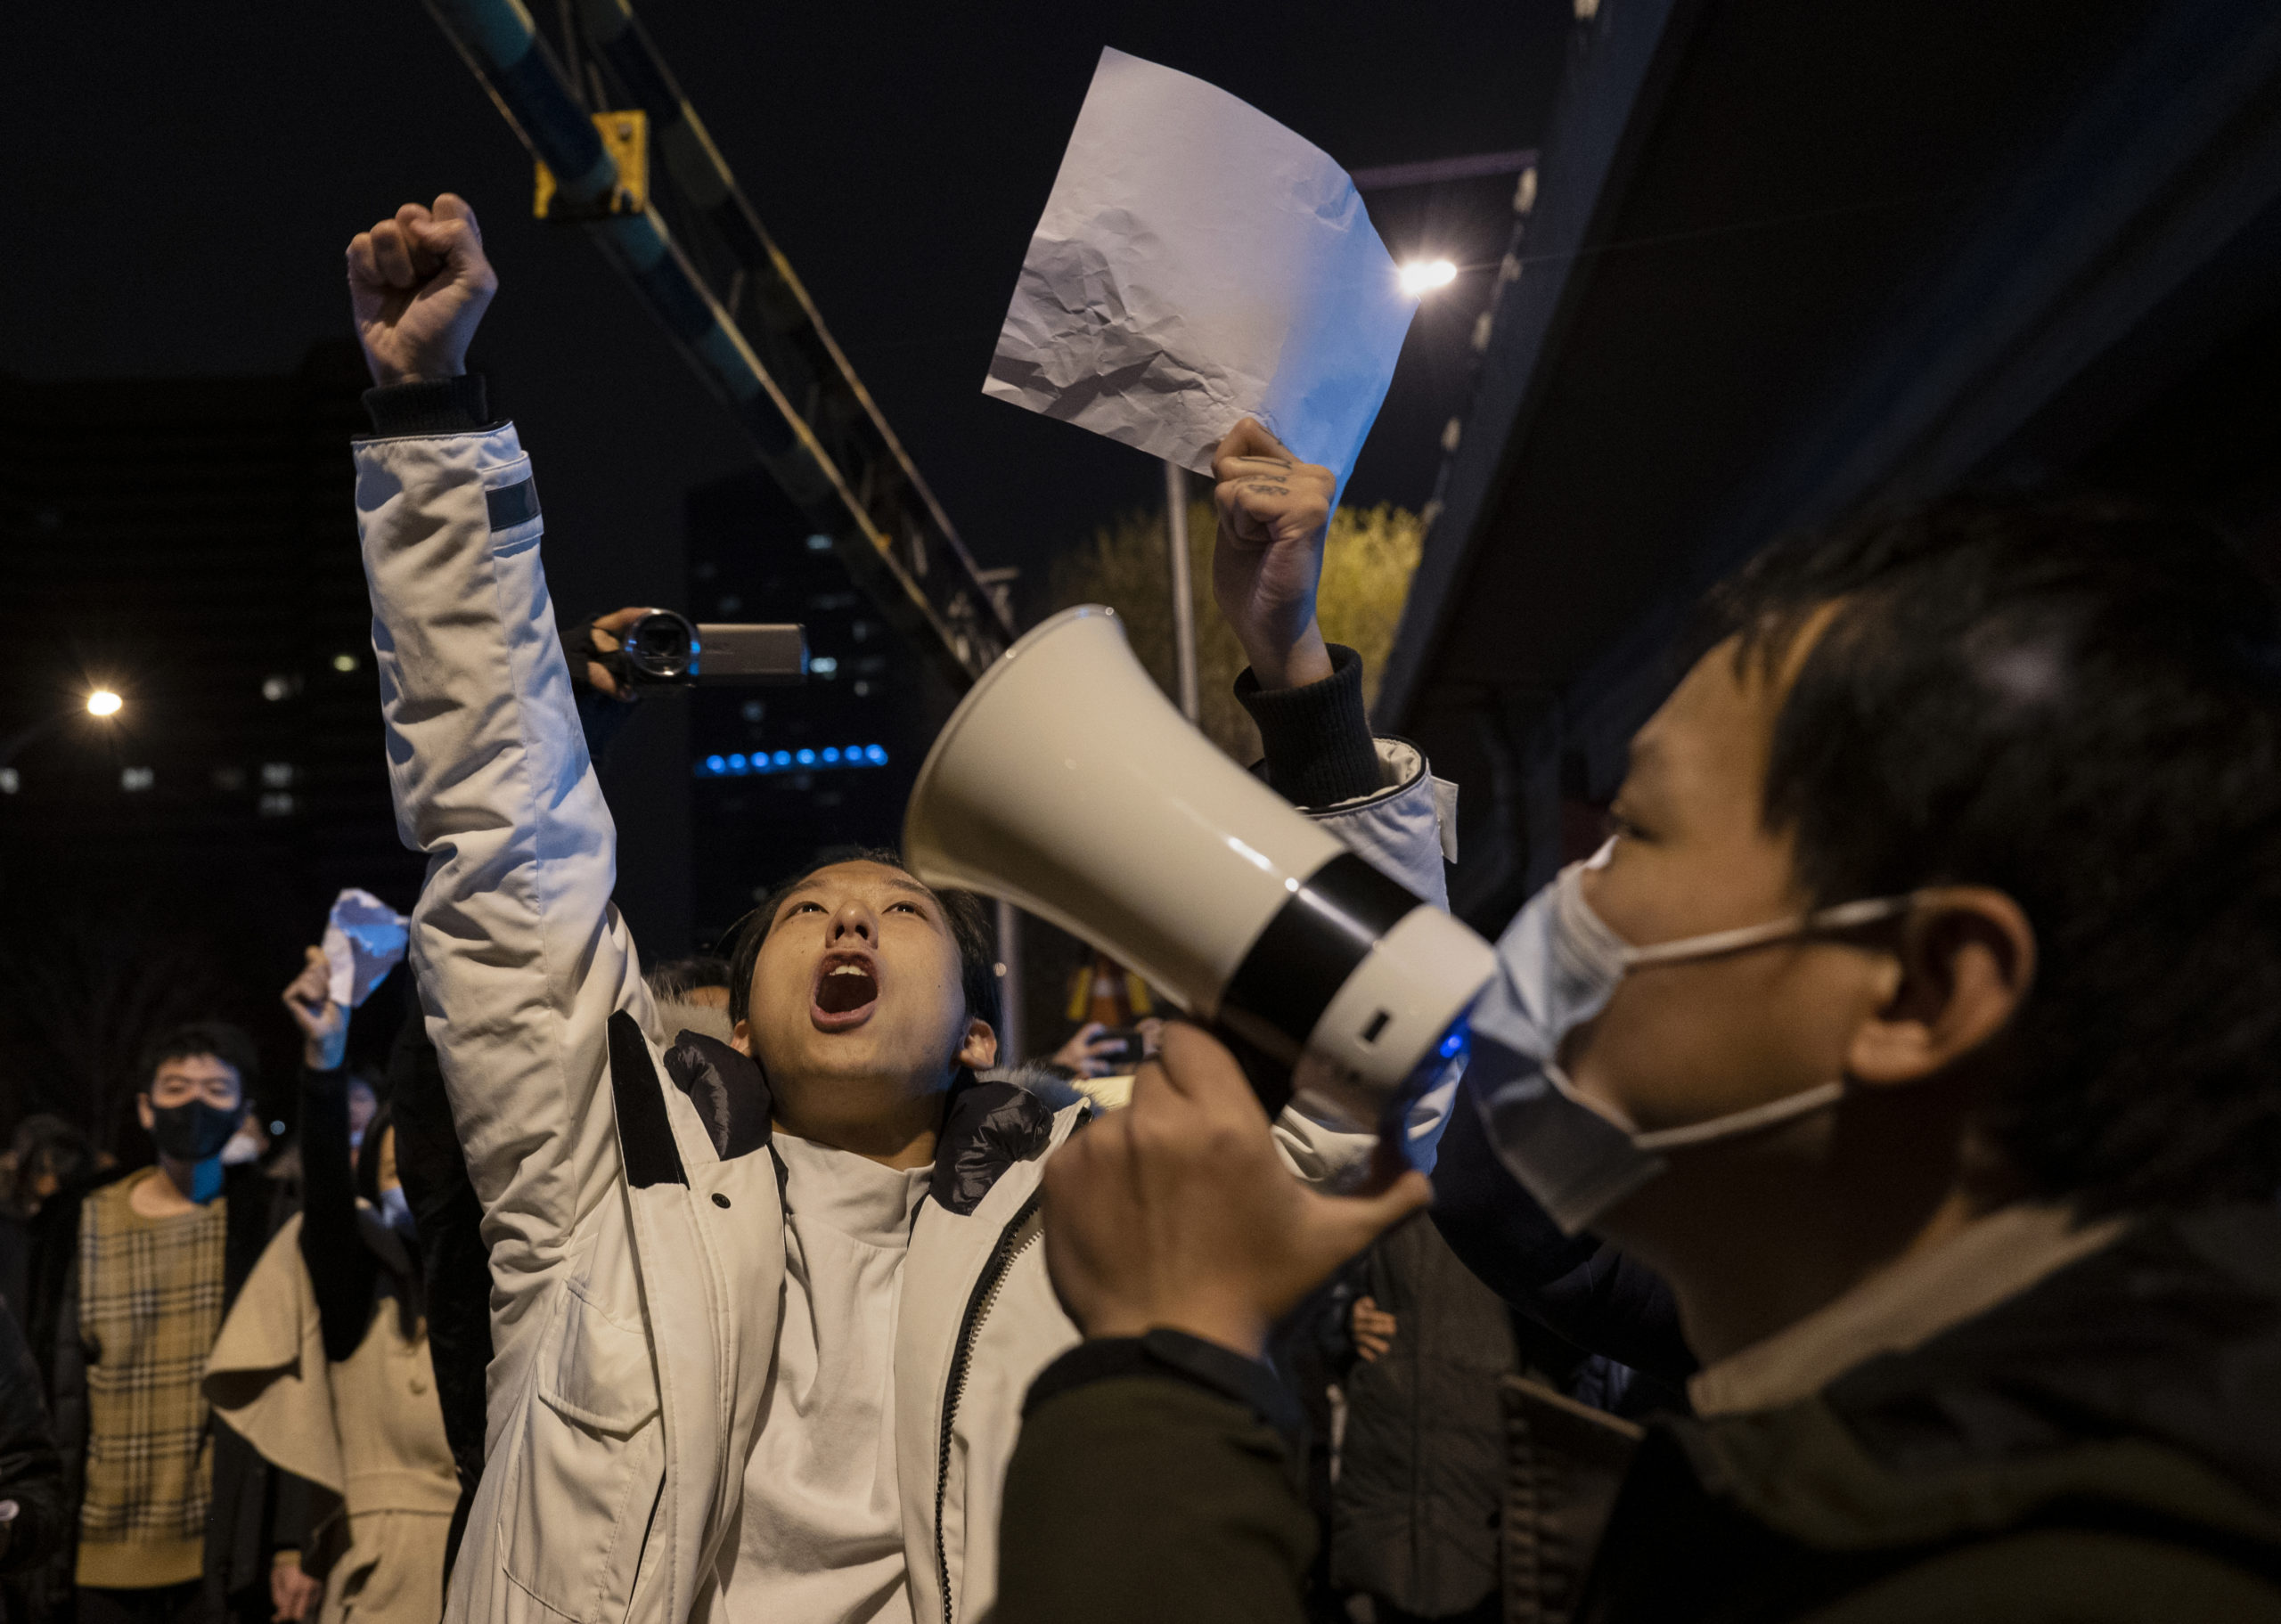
[0,180,2276,1624]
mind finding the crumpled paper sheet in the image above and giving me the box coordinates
[984,48,1417,481]
[322,888,409,1008]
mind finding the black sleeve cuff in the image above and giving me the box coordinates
[361,373,492,437]
[1235,643,1382,808]
[1024,1329,1302,1444]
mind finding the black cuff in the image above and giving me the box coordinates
[1024,1329,1302,1443]
[362,373,492,437]
[1236,643,1382,807]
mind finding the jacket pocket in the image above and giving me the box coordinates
[498,1282,665,1622]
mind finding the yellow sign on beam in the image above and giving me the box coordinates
[536,110,649,219]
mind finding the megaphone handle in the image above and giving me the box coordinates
[1211,1023,1295,1119]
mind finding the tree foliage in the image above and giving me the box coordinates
[1050,492,1424,763]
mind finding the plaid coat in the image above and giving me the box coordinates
[20,1162,292,1620]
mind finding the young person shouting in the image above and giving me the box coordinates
[344,192,1456,1624]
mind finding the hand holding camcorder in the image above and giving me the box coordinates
[572,608,808,697]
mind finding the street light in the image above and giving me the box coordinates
[1,689,126,779]
[1399,258,1459,296]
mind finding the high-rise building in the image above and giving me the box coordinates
[683,468,963,951]
[0,342,419,1144]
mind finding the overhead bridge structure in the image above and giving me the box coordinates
[421,0,1014,689]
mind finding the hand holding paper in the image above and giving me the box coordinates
[1212,419,1336,690]
[985,49,1416,486]
[283,947,348,1073]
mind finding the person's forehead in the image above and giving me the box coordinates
[1629,634,1792,804]
[783,860,936,905]
[153,1055,240,1085]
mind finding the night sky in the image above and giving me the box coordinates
[8,1,1571,617]
[7,1,1571,980]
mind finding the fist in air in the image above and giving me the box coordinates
[282,947,347,1073]
[347,193,497,388]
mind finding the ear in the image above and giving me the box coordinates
[1846,886,2036,1089]
[958,1018,1000,1073]
[135,1094,154,1133]
[730,1018,753,1058]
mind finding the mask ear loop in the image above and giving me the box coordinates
[1618,894,1920,1152]
[1619,894,1919,969]
[1631,1081,1847,1150]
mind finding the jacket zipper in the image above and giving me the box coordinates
[933,1191,1043,1624]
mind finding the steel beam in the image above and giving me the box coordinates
[421,0,1014,686]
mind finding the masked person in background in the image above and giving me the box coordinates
[342,192,1456,1624]
[996,498,2281,1624]
[201,951,459,1624]
[23,1024,315,1624]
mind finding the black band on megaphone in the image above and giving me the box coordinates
[1218,851,1420,1062]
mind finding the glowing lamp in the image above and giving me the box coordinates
[1398,259,1459,295]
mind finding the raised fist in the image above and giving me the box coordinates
[347,193,498,388]
[282,946,347,1073]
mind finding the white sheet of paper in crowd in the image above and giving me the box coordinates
[322,887,410,1008]
[984,47,1418,485]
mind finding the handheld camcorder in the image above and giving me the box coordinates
[903,605,1496,1133]
[617,610,808,688]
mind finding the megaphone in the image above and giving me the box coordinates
[903,606,1495,1130]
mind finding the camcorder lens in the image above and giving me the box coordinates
[622,611,696,681]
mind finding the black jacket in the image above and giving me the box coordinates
[997,1204,2281,1624]
[1332,1215,1519,1616]
[0,1301,65,1579]
[384,991,492,1579]
[1427,1083,1692,1395]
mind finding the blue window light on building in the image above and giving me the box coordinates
[694,745,891,779]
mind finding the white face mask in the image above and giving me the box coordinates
[219,1129,265,1167]
[1468,842,1914,1235]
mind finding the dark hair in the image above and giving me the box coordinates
[140,1020,259,1098]
[4,1114,100,1215]
[1703,495,2281,1213]
[725,845,1001,1043]
[645,956,734,1000]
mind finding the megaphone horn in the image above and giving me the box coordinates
[903,606,1494,1128]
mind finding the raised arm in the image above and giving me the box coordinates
[347,194,643,1345]
[1211,418,1451,908]
[280,948,377,1364]
[1207,420,1460,1171]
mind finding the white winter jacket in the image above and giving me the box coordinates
[352,421,1458,1624]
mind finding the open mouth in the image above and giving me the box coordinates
[811,951,881,1031]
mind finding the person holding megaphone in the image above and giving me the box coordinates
[342,192,1459,1624]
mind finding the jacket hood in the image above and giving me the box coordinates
[661,1034,1083,1215]
[1681,1203,2281,1555]
[931,1064,1086,1216]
